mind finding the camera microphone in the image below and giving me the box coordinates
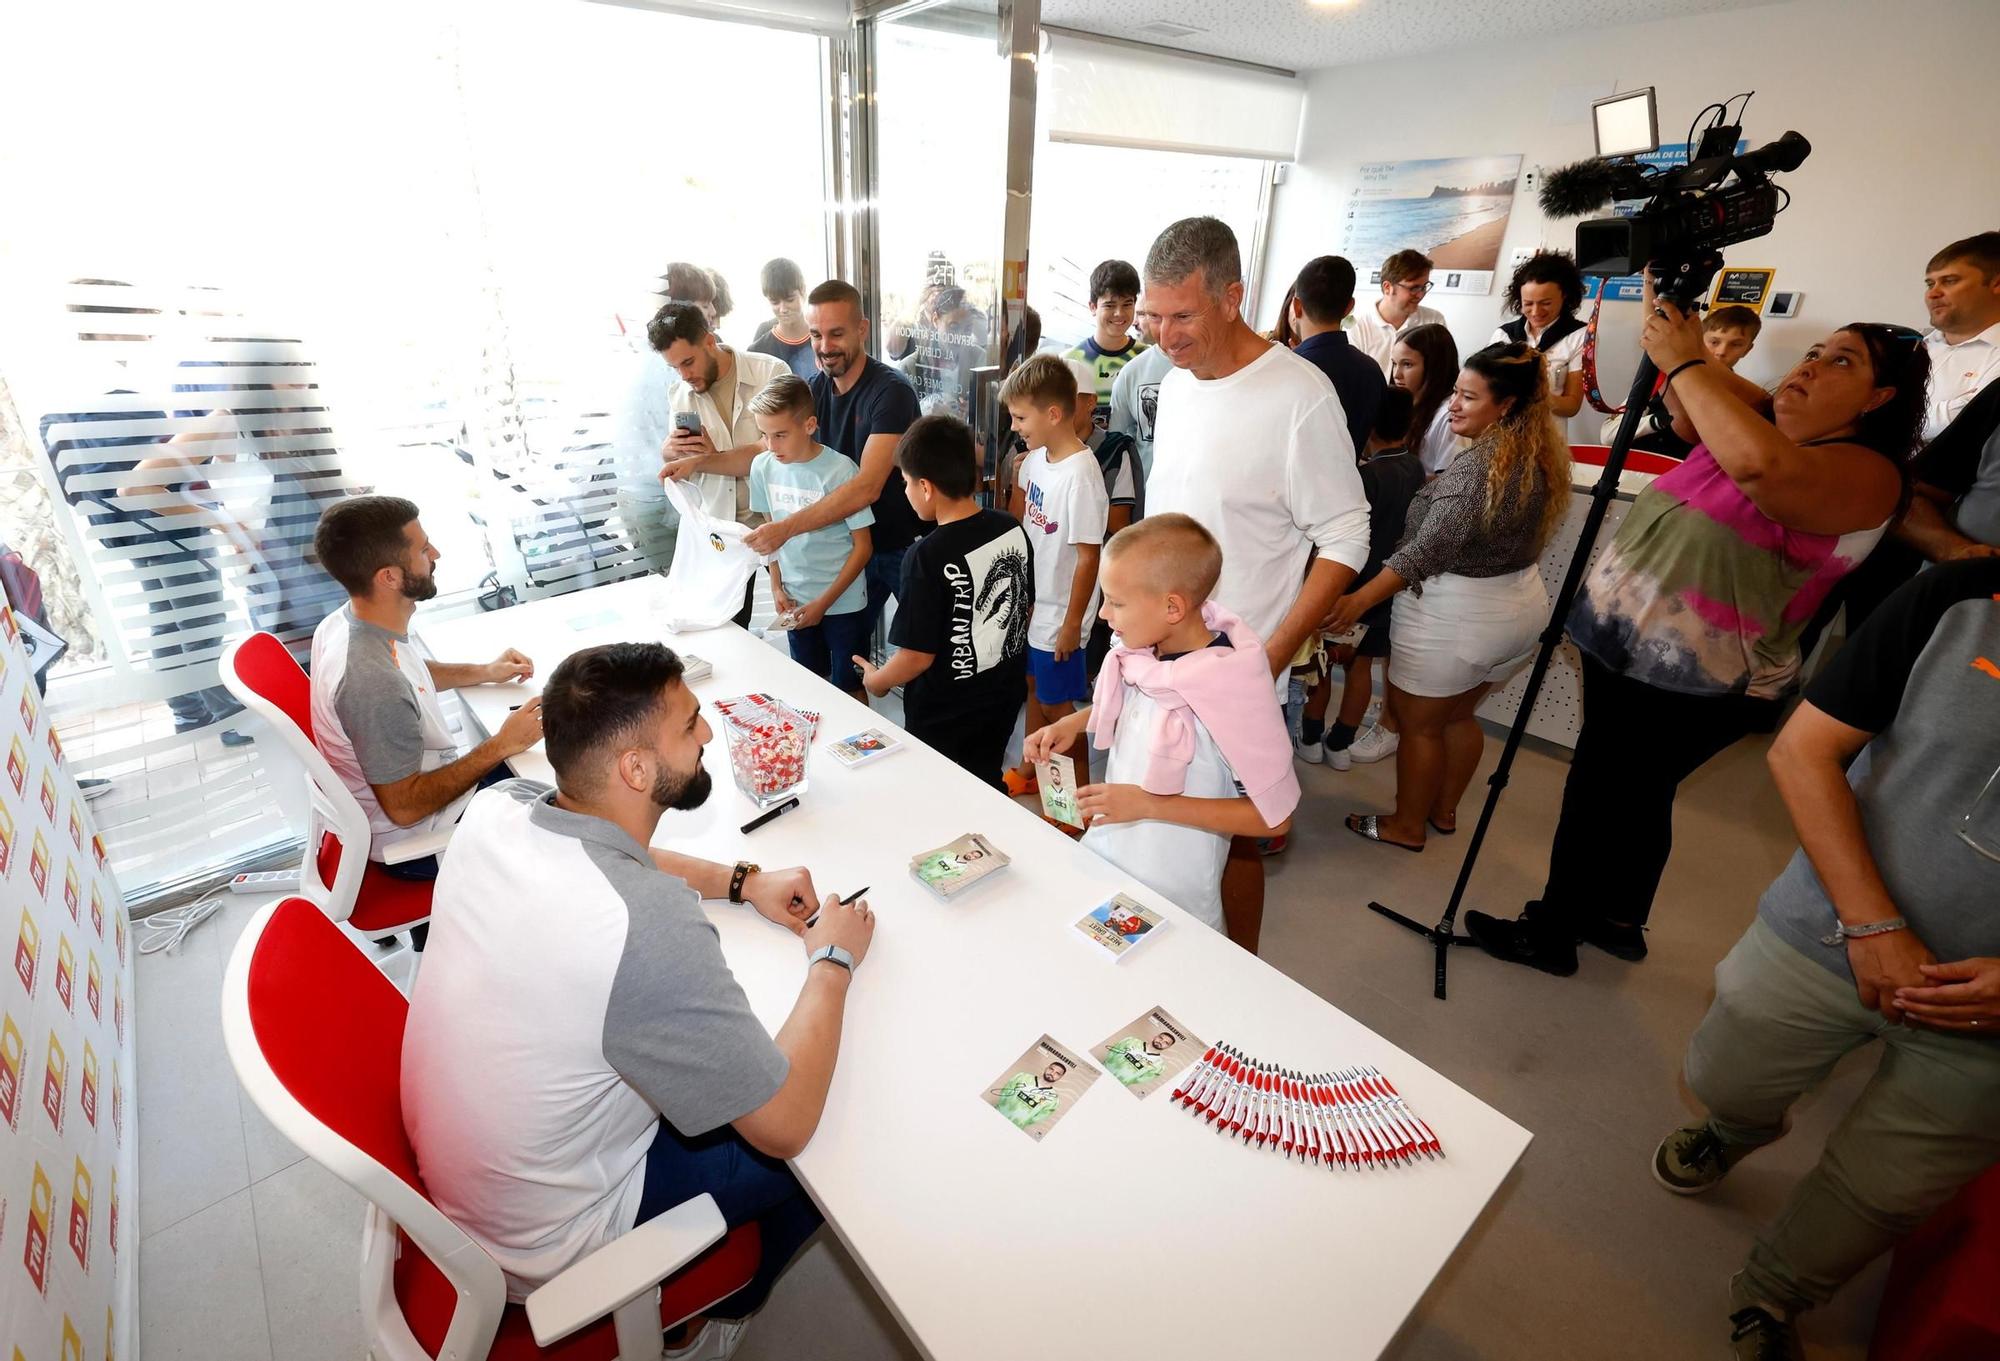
[1538,158,1645,218]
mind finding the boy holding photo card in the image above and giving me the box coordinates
[1024,516,1299,942]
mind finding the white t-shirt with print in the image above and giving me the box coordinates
[1020,446,1110,651]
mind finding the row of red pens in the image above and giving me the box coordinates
[1168,1043,1443,1167]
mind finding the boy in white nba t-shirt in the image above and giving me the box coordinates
[1024,515,1298,939]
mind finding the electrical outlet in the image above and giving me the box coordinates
[1523,165,1540,195]
[1510,246,1537,270]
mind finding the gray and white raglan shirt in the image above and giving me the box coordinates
[401,780,788,1296]
[309,604,474,859]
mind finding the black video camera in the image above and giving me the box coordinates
[1540,90,1809,306]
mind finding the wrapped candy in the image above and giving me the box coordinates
[713,693,812,809]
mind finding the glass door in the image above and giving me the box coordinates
[860,0,1037,489]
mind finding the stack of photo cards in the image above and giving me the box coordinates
[1037,752,1084,829]
[1072,893,1165,962]
[1092,1006,1204,1100]
[828,727,903,768]
[981,1034,1100,1141]
[910,833,1009,901]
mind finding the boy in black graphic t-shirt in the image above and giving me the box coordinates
[855,415,1033,789]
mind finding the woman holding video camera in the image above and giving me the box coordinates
[1466,278,1929,976]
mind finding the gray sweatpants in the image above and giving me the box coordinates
[1685,918,2000,1316]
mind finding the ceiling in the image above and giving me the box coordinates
[1037,0,1788,72]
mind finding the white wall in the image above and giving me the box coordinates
[1264,0,2000,433]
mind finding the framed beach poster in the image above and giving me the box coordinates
[1341,154,1523,297]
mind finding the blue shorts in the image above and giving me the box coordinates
[1028,645,1090,706]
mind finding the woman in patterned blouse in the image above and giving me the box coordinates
[1327,342,1571,852]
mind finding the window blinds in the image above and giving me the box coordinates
[1042,30,1305,162]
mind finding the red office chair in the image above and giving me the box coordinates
[220,632,440,946]
[222,898,761,1360]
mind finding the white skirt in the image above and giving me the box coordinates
[1388,566,1547,699]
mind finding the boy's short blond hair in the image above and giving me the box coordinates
[748,373,815,421]
[998,352,1076,412]
[1103,513,1222,606]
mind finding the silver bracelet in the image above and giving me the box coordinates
[1820,917,1908,946]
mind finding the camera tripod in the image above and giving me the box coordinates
[1366,255,1721,1000]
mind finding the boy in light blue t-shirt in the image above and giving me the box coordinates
[748,375,875,697]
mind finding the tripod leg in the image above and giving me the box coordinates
[1370,350,1668,1001]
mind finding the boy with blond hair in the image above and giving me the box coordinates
[1026,515,1298,940]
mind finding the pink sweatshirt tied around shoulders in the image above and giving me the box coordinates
[1087,601,1302,828]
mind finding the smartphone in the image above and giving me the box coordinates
[674,411,703,435]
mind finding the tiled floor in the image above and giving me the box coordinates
[137,719,1890,1360]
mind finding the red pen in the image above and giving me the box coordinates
[1189,1050,1229,1118]
[1274,1064,1297,1160]
[1288,1071,1321,1166]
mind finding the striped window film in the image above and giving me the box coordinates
[2,1,830,902]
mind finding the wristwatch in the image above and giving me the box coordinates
[728,861,760,905]
[807,943,856,973]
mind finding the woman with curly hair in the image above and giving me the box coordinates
[1466,276,1930,976]
[1493,249,1589,418]
[1327,342,1570,851]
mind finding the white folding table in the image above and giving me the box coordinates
[418,574,1531,1361]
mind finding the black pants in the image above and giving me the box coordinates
[906,708,1015,793]
[1541,654,1779,929]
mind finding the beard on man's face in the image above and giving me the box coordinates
[652,761,712,813]
[399,566,439,602]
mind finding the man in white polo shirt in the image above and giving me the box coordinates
[1142,216,1372,953]
[309,495,544,885]
[653,300,791,627]
[404,641,875,1359]
[1920,231,2000,440]
[1343,248,1449,378]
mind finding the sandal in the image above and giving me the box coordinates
[1428,816,1457,836]
[1344,814,1424,853]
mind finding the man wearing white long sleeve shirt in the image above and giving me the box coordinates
[1142,216,1372,953]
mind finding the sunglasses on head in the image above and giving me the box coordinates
[1845,322,1925,372]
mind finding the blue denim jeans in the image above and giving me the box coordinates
[860,546,907,641]
[635,1119,823,1321]
[787,608,872,693]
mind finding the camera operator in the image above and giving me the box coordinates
[1466,276,1929,977]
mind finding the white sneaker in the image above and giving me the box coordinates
[1347,724,1400,764]
[1296,734,1325,764]
[666,1317,750,1361]
[1324,743,1353,771]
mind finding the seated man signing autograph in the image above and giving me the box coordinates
[402,641,876,1358]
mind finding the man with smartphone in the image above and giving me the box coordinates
[651,301,789,626]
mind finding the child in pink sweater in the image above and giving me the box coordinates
[1023,515,1298,938]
